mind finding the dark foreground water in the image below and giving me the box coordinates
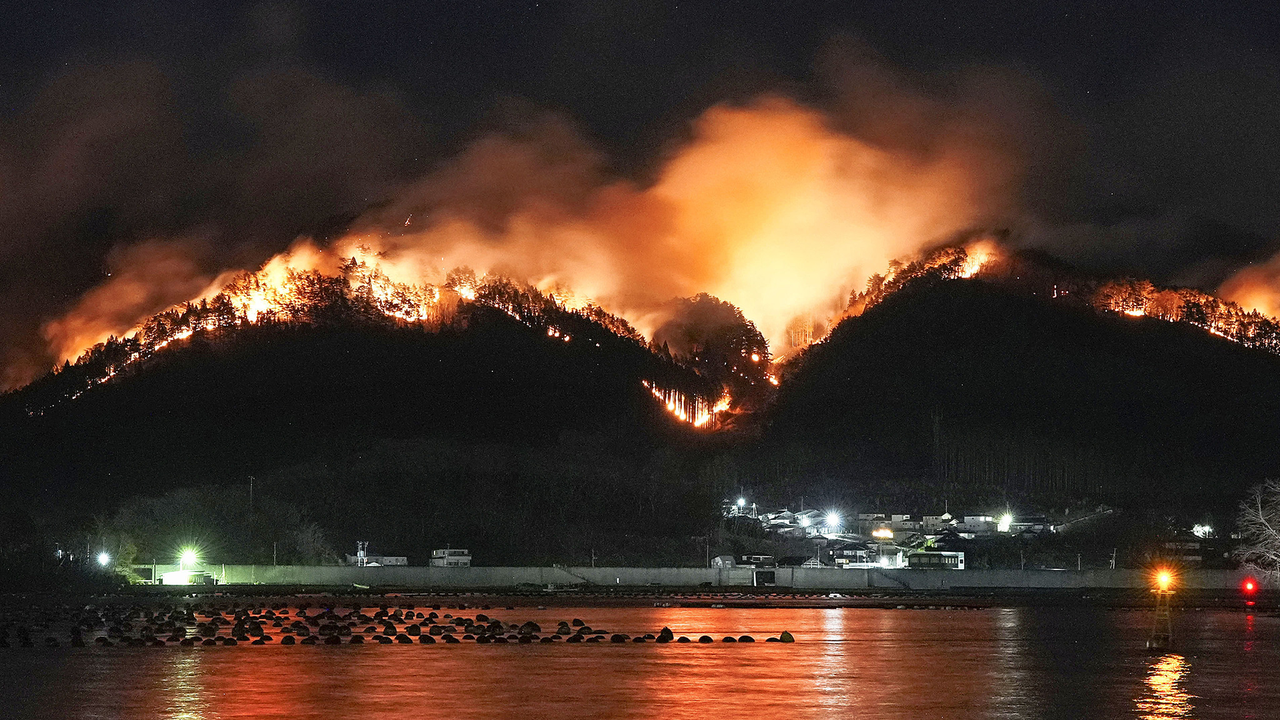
[1,605,1276,719]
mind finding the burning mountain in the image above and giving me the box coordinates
[20,245,730,427]
[15,232,1280,432]
[6,236,1280,545]
[26,79,1030,392]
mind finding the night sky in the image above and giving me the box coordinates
[3,1,1279,386]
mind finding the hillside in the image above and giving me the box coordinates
[6,248,1280,565]
[758,275,1280,512]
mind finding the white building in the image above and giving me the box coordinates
[430,549,472,567]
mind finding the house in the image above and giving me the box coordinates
[922,513,955,531]
[891,514,922,531]
[430,549,471,567]
[955,515,995,535]
[1010,516,1054,534]
[777,555,823,568]
[907,551,965,570]
[825,540,873,568]
[344,554,408,566]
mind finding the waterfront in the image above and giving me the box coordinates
[0,605,1275,719]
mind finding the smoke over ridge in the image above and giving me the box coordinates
[8,23,1280,390]
[32,59,1032,378]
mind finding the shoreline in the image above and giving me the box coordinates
[2,586,1272,613]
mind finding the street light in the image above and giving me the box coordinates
[97,552,111,567]
[998,513,1014,533]
[1156,569,1173,592]
[737,497,746,508]
[179,548,199,570]
[825,512,841,530]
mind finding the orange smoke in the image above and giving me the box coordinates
[42,90,1024,367]
[42,239,215,364]
[1220,251,1280,319]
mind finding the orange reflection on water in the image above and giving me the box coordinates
[1135,653,1195,719]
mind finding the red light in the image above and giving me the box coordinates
[1243,578,1257,594]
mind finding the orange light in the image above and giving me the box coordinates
[1156,569,1172,591]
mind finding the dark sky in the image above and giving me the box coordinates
[2,0,1279,386]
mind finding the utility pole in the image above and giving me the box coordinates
[248,475,255,564]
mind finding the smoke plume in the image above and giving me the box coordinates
[1221,250,1280,319]
[17,42,1043,385]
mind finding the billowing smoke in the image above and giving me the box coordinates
[16,42,1043,386]
[1220,250,1280,318]
[41,238,216,364]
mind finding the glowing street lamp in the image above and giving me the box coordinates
[825,512,841,530]
[97,552,111,567]
[1156,569,1173,592]
[179,548,199,570]
[737,497,746,508]
[998,513,1014,533]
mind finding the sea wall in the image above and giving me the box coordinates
[146,564,1262,590]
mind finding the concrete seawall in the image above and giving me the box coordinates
[150,564,1262,591]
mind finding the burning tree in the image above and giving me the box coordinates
[1236,480,1280,581]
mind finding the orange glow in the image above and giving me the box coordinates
[1090,278,1280,355]
[39,82,1024,386]
[34,237,1011,418]
[1221,250,1280,319]
[1155,569,1173,591]
[642,380,729,428]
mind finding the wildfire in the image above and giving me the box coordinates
[642,381,730,428]
[45,237,1006,419]
[43,223,1280,428]
[959,238,998,279]
[1089,277,1280,354]
[32,241,741,423]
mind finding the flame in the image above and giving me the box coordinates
[1086,277,1280,354]
[642,380,730,428]
[38,86,1019,382]
[959,238,998,279]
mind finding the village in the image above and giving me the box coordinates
[720,497,1064,572]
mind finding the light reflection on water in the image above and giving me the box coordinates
[164,650,209,720]
[1,607,1276,719]
[1135,653,1195,720]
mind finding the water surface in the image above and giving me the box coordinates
[1,606,1275,719]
